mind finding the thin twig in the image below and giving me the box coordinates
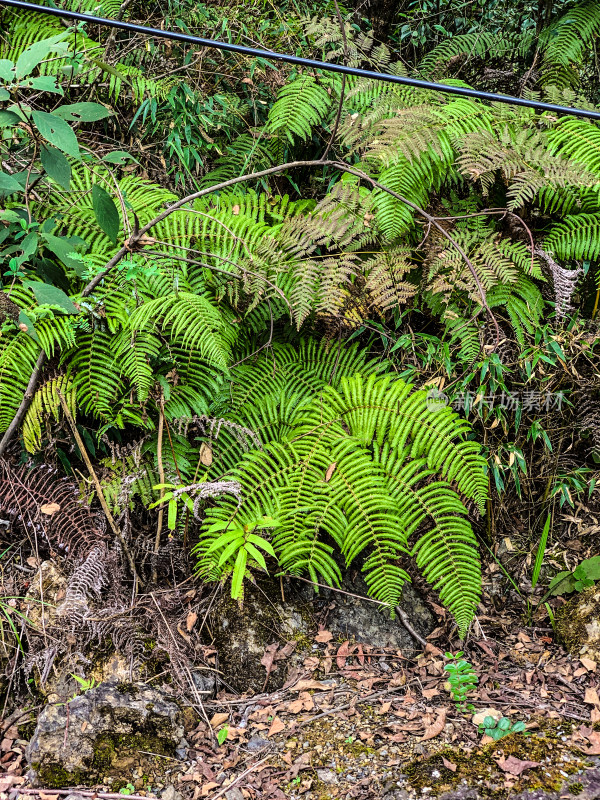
[15,789,158,800]
[290,574,427,648]
[57,391,142,588]
[322,0,348,159]
[152,394,165,586]
[0,350,45,457]
[295,683,412,728]
[207,756,271,800]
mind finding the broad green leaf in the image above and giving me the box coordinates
[206,530,243,552]
[217,727,228,746]
[0,210,22,223]
[21,76,63,95]
[0,110,19,127]
[0,88,9,101]
[102,150,138,164]
[246,534,276,557]
[31,111,80,159]
[231,548,248,599]
[19,232,39,260]
[0,172,22,193]
[92,184,120,244]
[217,537,245,567]
[18,311,39,343]
[548,570,576,596]
[168,497,177,530]
[206,520,239,533]
[22,281,78,314]
[42,234,86,275]
[245,542,267,570]
[579,555,600,580]
[41,145,71,190]
[256,516,280,528]
[15,32,69,79]
[53,102,111,122]
[0,59,15,82]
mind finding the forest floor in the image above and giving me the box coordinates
[2,561,600,800]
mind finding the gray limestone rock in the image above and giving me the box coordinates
[26,681,184,787]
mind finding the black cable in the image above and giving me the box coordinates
[2,0,600,122]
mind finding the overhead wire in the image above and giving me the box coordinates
[1,0,600,121]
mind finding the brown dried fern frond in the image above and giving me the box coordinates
[0,461,108,557]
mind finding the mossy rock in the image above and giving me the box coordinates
[26,681,184,787]
[210,578,314,693]
[404,728,584,798]
[555,586,600,660]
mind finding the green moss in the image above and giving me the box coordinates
[37,763,87,788]
[405,731,585,798]
[116,682,139,696]
[555,586,598,655]
[35,729,176,788]
[570,782,584,795]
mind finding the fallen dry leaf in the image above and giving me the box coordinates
[291,679,332,692]
[581,657,597,672]
[324,462,337,482]
[336,640,352,669]
[210,712,228,728]
[276,641,297,660]
[581,730,600,755]
[497,756,540,776]
[186,611,198,632]
[40,502,60,515]
[420,708,446,741]
[268,716,285,736]
[315,630,333,643]
[585,687,600,706]
[261,642,279,679]
[199,442,213,466]
[442,757,457,772]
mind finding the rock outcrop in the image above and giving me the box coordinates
[26,681,185,787]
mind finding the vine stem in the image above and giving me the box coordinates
[0,157,497,456]
[152,394,165,585]
[57,390,143,588]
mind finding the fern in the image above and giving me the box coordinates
[488,276,545,345]
[539,0,600,89]
[195,371,485,635]
[22,374,75,453]
[419,31,533,78]
[0,333,40,432]
[544,213,600,261]
[266,74,333,143]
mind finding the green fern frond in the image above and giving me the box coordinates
[540,0,600,89]
[67,328,124,422]
[419,31,533,78]
[266,74,333,143]
[544,213,600,260]
[0,333,41,433]
[128,292,234,370]
[22,374,75,453]
[195,372,484,635]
